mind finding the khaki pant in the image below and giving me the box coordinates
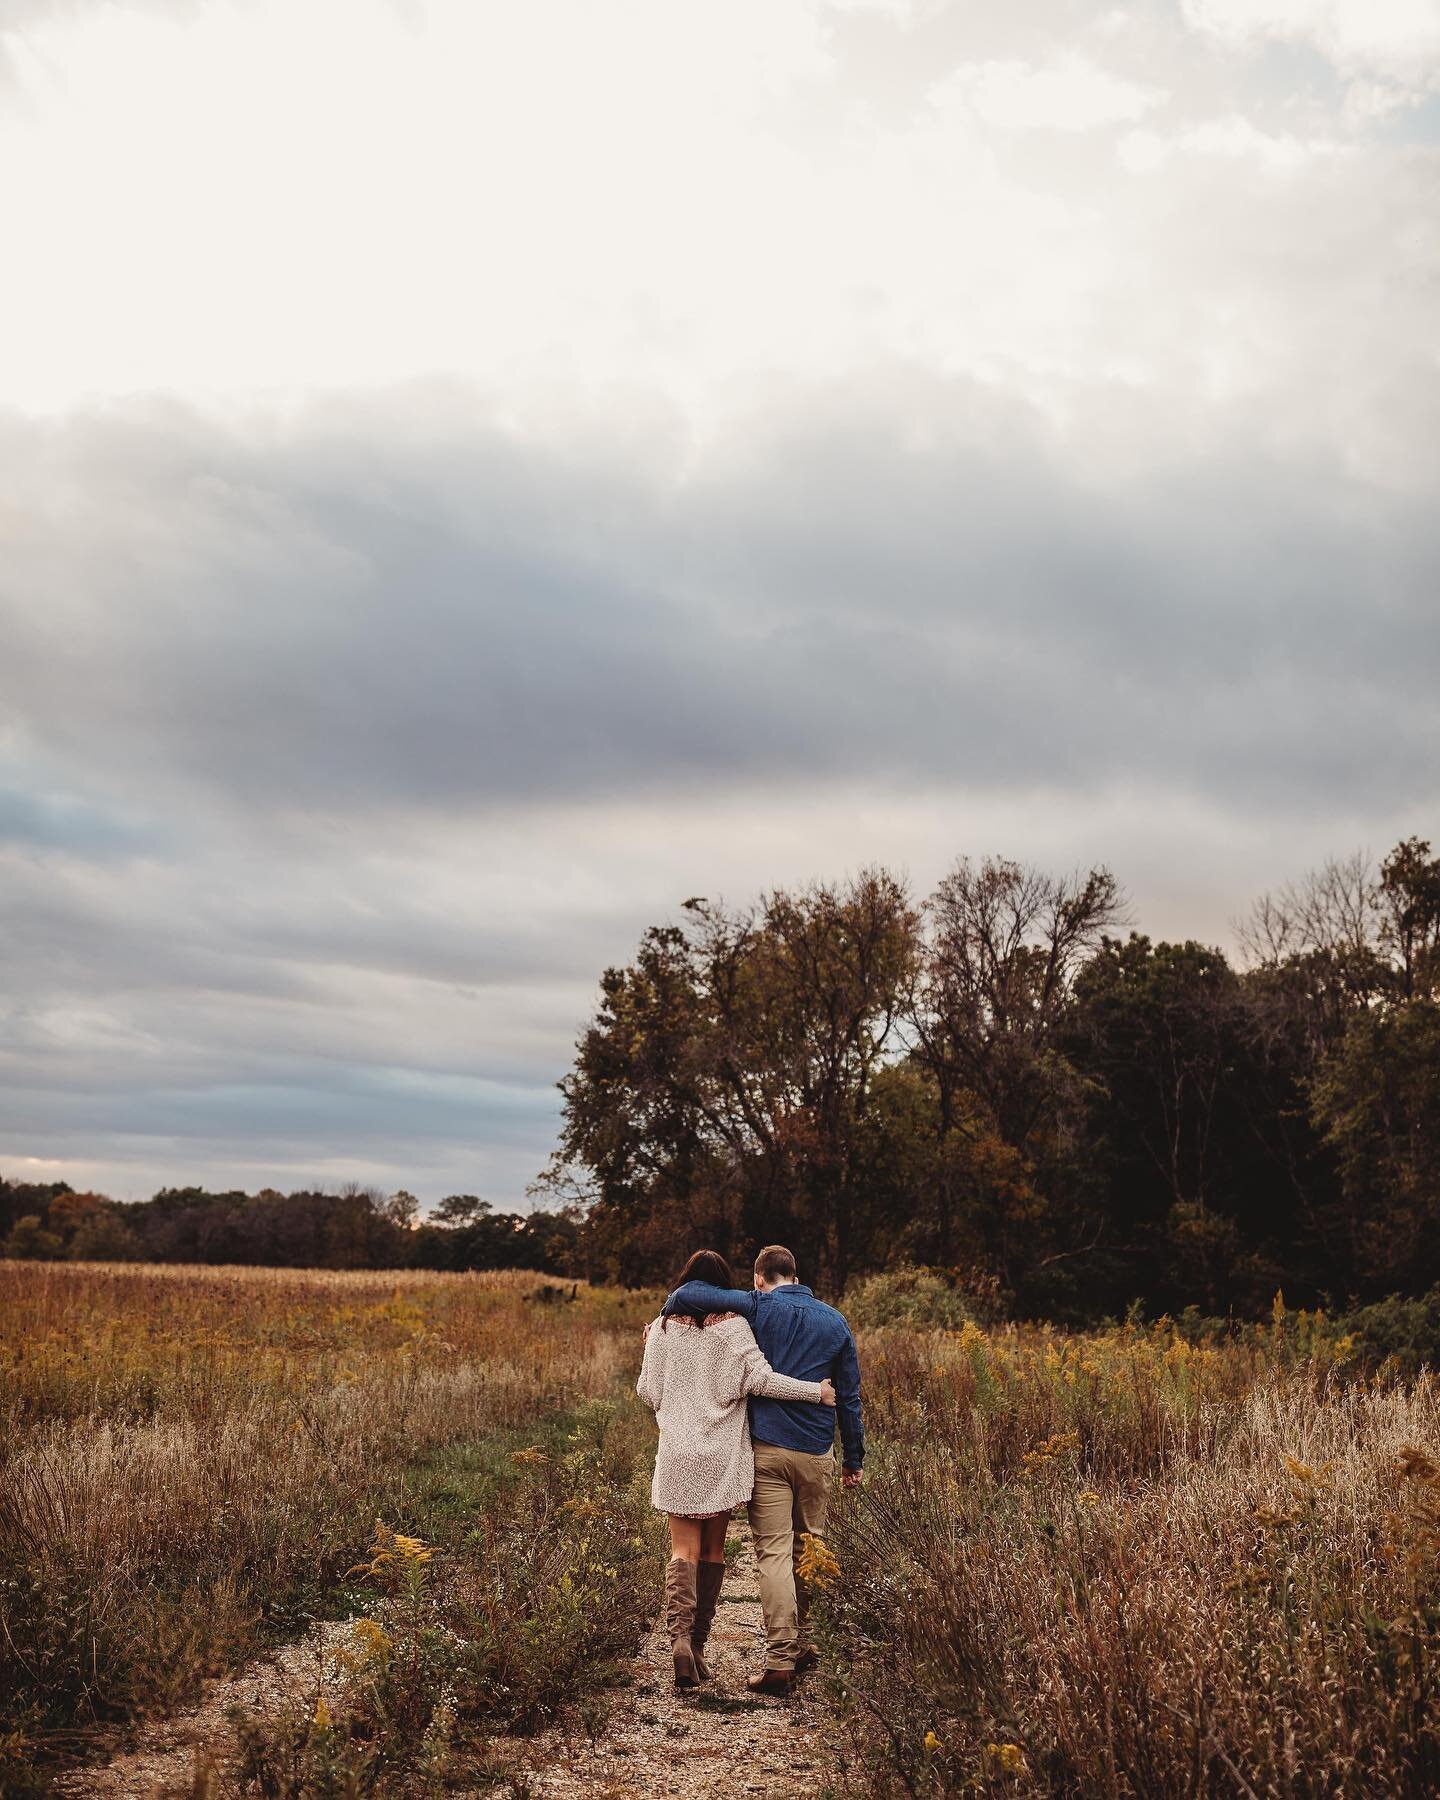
[749,1440,834,1672]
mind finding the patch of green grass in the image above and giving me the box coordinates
[400,1411,590,1543]
[691,1693,770,1714]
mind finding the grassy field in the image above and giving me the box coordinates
[4,1263,1440,1796]
[820,1305,1440,1796]
[0,1261,666,1793]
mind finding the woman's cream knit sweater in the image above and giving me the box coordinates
[637,1313,825,1516]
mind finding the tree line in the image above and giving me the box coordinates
[5,836,1436,1323]
[0,1181,581,1274]
[539,837,1440,1320]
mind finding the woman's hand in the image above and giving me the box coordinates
[819,1378,837,1407]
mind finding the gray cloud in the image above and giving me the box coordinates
[2,369,1437,1205]
[4,372,1436,826]
[11,385,1440,828]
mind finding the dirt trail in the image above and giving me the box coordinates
[49,1525,839,1799]
[496,1524,840,1799]
[50,1617,354,1799]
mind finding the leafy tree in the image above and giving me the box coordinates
[431,1194,487,1225]
[1,1214,63,1259]
[1312,999,1440,1295]
[542,869,917,1286]
[1377,837,1440,1001]
[898,858,1124,1305]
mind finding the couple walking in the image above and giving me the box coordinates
[636,1243,864,1697]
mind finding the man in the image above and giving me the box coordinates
[662,1243,864,1696]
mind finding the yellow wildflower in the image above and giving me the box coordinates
[1077,1489,1100,1508]
[1282,1453,1334,1486]
[351,1618,391,1660]
[1022,1431,1080,1475]
[313,1697,331,1729]
[956,1320,986,1353]
[923,1730,942,1753]
[796,1531,841,1589]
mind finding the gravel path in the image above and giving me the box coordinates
[493,1522,841,1800]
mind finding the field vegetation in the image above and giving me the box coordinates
[5,1260,1440,1796]
[0,1260,663,1793]
[820,1294,1440,1797]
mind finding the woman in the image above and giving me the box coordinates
[637,1249,836,1689]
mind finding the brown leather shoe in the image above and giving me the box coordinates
[793,1648,820,1676]
[746,1667,794,1697]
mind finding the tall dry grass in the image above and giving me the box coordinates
[821,1311,1440,1797]
[0,1260,659,1770]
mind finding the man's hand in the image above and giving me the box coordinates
[842,1467,864,1488]
[818,1378,837,1407]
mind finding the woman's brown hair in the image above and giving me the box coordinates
[662,1249,734,1328]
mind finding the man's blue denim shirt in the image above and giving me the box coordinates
[661,1281,864,1470]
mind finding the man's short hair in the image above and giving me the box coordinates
[754,1244,798,1283]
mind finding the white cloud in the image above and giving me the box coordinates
[1120,112,1346,174]
[1340,76,1425,125]
[1182,0,1440,91]
[822,0,942,18]
[933,51,1167,131]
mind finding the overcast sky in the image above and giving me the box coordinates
[2,0,1437,1208]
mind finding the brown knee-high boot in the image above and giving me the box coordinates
[692,1560,726,1681]
[665,1557,700,1689]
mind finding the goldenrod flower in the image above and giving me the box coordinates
[955,1320,986,1353]
[796,1531,841,1589]
[1282,1453,1334,1486]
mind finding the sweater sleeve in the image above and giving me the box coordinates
[722,1322,823,1404]
[663,1282,759,1323]
[636,1316,665,1412]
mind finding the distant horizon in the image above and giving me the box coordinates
[3,0,1436,1215]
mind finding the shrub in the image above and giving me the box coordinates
[1342,1285,1440,1375]
[845,1266,977,1331]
